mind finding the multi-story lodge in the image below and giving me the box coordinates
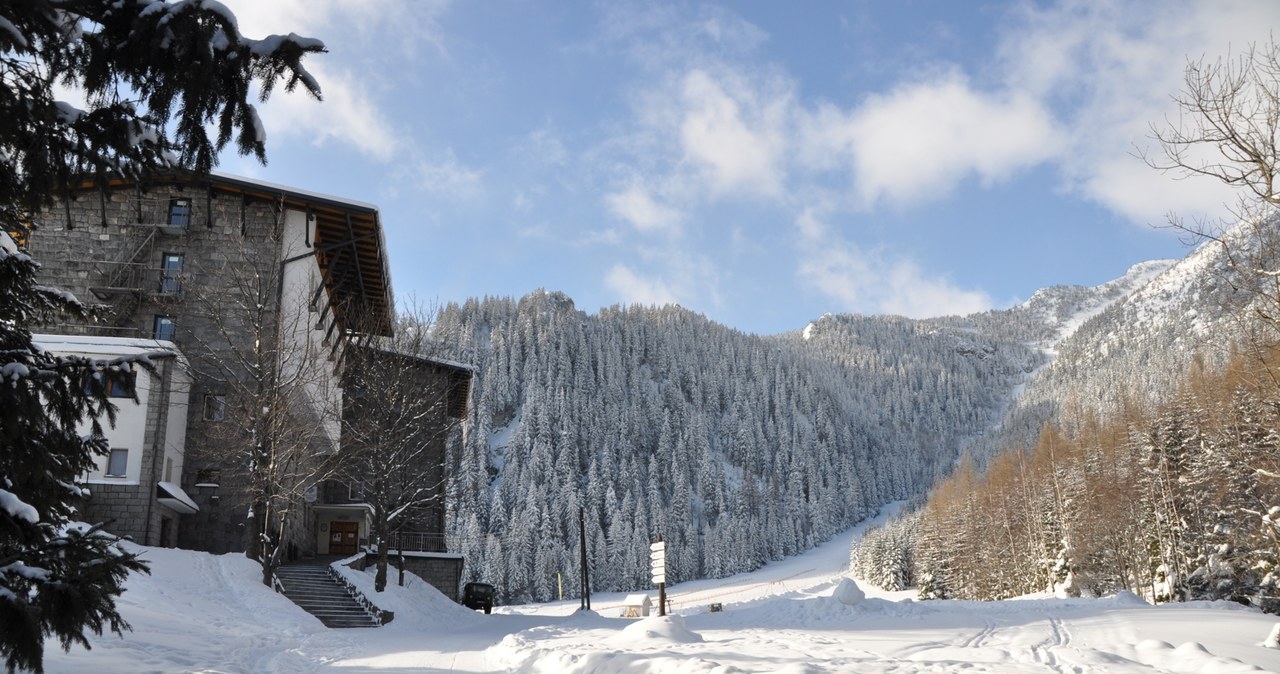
[29,172,471,596]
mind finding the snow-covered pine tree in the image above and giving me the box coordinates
[0,241,151,674]
[2,1,321,670]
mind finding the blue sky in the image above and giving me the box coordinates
[215,0,1278,336]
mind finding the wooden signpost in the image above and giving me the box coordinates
[650,537,666,617]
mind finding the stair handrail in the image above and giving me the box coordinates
[97,226,158,291]
[327,564,394,626]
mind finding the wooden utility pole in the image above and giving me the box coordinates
[579,507,591,610]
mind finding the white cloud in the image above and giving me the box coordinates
[805,71,1061,208]
[255,63,400,161]
[1081,155,1232,226]
[223,0,450,58]
[413,150,483,199]
[679,69,787,198]
[994,0,1280,224]
[795,209,993,318]
[605,264,681,306]
[591,2,768,72]
[880,259,995,318]
[221,0,450,163]
[605,185,681,234]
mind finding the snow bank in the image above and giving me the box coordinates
[1264,623,1280,649]
[613,615,704,645]
[38,525,1280,674]
[832,577,865,606]
[331,560,482,631]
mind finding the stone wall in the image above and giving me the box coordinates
[350,552,465,603]
[35,180,295,555]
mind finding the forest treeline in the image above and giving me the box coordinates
[433,291,1035,603]
[852,346,1280,612]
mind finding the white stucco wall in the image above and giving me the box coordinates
[34,335,189,486]
[278,209,342,452]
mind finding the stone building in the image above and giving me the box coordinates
[34,334,195,547]
[30,171,399,556]
[324,344,474,599]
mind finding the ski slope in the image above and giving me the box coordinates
[41,509,1280,673]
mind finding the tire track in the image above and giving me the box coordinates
[1032,614,1082,674]
[959,618,997,649]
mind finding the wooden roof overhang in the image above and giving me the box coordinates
[207,174,395,338]
[73,171,396,337]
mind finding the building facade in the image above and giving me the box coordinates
[31,172,399,557]
[34,334,195,548]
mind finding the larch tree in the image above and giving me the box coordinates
[1,1,321,671]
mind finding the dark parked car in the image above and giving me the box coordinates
[462,582,494,614]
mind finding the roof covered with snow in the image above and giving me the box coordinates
[34,334,188,368]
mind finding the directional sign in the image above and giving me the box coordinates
[650,539,667,588]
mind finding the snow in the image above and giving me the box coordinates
[1027,259,1177,349]
[40,516,1280,673]
[207,170,376,211]
[0,488,38,523]
[155,481,199,513]
[33,333,182,362]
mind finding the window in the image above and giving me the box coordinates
[203,394,226,422]
[107,372,136,398]
[83,370,136,398]
[195,468,221,485]
[153,315,175,341]
[167,198,192,228]
[164,457,173,483]
[159,253,184,294]
[105,448,128,477]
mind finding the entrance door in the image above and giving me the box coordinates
[329,521,359,555]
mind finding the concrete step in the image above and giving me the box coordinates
[275,565,379,629]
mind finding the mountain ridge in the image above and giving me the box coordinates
[434,229,1251,600]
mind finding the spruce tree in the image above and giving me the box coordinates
[0,242,151,674]
[1,2,322,671]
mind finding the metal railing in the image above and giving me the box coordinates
[93,227,157,295]
[387,531,448,553]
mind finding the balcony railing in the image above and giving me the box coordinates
[386,531,448,553]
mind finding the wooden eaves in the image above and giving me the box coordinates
[73,171,396,338]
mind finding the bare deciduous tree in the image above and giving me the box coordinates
[341,304,469,592]
[179,228,343,587]
[1146,39,1280,332]
[1148,40,1280,218]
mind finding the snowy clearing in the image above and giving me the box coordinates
[43,512,1280,673]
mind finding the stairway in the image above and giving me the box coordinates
[274,564,381,628]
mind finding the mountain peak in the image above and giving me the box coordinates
[1019,259,1176,345]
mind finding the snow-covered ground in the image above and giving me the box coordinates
[43,511,1280,673]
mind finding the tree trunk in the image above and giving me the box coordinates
[247,499,264,570]
[375,509,389,592]
[260,512,280,588]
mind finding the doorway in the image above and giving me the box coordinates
[329,521,359,555]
